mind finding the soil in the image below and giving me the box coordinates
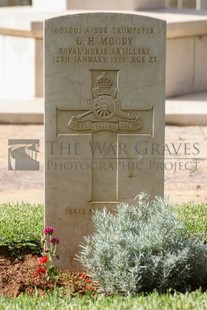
[0,248,100,298]
[0,248,207,298]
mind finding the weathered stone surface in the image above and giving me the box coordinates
[45,13,166,270]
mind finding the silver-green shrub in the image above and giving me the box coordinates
[78,194,207,295]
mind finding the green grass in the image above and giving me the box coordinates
[0,289,206,310]
[0,202,43,254]
[0,201,206,309]
[174,203,207,242]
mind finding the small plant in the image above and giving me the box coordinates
[35,227,60,281]
[78,194,207,295]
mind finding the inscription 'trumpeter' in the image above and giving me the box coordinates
[68,71,142,132]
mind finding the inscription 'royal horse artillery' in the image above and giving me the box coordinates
[68,71,142,132]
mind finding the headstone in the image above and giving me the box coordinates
[45,12,166,270]
[34,0,165,11]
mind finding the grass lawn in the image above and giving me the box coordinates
[0,202,206,309]
[0,289,207,310]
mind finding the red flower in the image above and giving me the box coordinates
[79,273,88,279]
[85,278,91,283]
[50,237,60,245]
[36,267,46,273]
[34,266,46,277]
[43,227,54,235]
[38,256,48,264]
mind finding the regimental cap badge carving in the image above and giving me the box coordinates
[68,70,143,132]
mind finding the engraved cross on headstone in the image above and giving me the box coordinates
[57,70,149,208]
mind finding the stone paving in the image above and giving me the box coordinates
[0,124,206,205]
[0,125,43,204]
[165,126,207,203]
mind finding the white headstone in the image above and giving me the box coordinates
[45,12,166,270]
